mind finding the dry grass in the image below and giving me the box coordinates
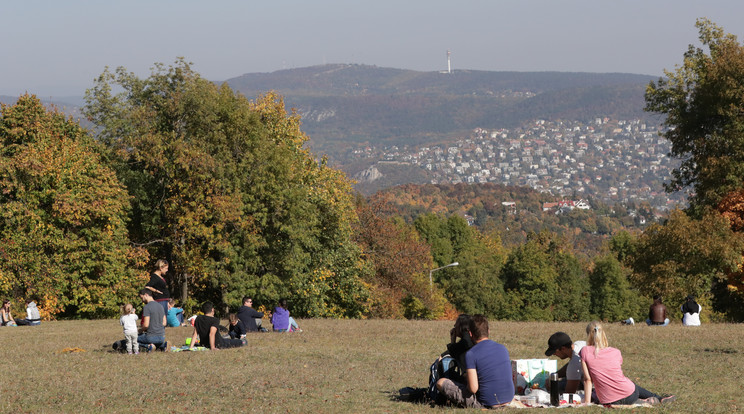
[1,319,741,413]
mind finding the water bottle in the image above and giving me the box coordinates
[549,373,559,406]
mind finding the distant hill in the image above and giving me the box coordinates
[3,65,661,161]
[225,64,660,157]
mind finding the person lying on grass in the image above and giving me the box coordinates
[580,321,675,406]
[435,314,515,408]
[190,302,246,350]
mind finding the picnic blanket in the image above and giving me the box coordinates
[511,397,654,409]
[170,345,208,352]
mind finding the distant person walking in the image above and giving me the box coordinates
[681,295,701,326]
[145,259,171,316]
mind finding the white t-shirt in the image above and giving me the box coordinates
[120,313,139,333]
[682,305,702,326]
[565,340,586,381]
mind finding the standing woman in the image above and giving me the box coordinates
[580,321,674,406]
[145,259,171,316]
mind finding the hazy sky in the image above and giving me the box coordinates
[2,0,743,97]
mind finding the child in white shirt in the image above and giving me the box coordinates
[120,303,139,355]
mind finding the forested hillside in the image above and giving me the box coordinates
[225,65,659,157]
[372,182,653,258]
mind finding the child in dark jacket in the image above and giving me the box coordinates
[228,313,248,339]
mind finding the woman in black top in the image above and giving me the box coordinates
[443,314,474,381]
[145,259,171,316]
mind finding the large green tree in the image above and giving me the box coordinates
[84,60,368,316]
[645,19,744,216]
[589,255,644,322]
[413,213,506,317]
[0,95,146,317]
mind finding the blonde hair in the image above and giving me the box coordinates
[586,321,608,356]
[121,303,135,316]
[228,313,238,324]
[155,259,169,271]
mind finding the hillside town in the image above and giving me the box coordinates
[350,118,687,211]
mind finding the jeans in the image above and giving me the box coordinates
[645,318,670,326]
[138,334,165,348]
[609,383,660,405]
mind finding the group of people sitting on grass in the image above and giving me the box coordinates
[118,286,302,353]
[621,294,702,327]
[0,298,41,327]
[430,314,676,409]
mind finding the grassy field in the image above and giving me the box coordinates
[1,318,741,413]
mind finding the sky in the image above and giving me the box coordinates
[2,0,743,97]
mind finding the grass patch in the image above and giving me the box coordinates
[1,319,740,412]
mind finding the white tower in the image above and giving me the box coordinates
[447,50,451,74]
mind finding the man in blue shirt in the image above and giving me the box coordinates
[436,314,515,408]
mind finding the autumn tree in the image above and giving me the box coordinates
[353,198,449,319]
[645,19,744,216]
[84,60,368,316]
[0,95,147,318]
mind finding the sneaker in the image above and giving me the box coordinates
[159,341,168,351]
[127,351,133,355]
[660,395,676,404]
[147,344,154,353]
[628,317,635,325]
[134,351,139,355]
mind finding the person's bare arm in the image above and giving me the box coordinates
[466,368,479,394]
[141,315,150,330]
[581,360,592,404]
[145,286,163,294]
[209,326,218,350]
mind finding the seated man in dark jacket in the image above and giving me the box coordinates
[237,296,264,332]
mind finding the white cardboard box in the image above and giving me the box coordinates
[511,359,558,394]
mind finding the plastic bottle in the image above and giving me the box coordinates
[549,373,559,406]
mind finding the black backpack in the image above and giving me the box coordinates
[427,353,461,405]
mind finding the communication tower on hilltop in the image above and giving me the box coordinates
[447,50,452,74]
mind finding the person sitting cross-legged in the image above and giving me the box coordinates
[435,314,515,408]
[190,302,246,350]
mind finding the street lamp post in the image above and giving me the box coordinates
[429,262,459,291]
